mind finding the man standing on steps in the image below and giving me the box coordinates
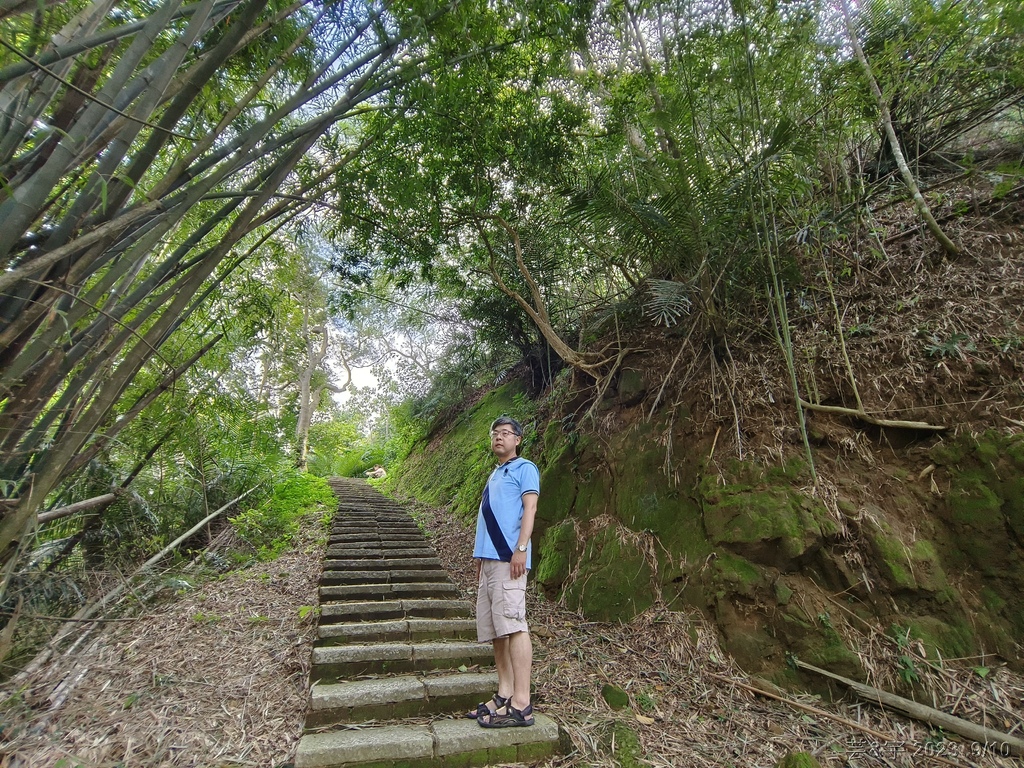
[468,415,538,728]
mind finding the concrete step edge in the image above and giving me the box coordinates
[295,715,560,768]
[305,672,498,727]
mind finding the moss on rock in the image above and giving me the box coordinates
[601,684,630,710]
[535,518,576,593]
[564,523,654,621]
[902,616,975,660]
[868,521,948,593]
[931,430,1024,642]
[713,553,764,597]
[701,472,838,570]
[607,721,644,768]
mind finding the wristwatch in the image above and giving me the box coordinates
[515,544,528,553]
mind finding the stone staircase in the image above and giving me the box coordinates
[294,478,562,768]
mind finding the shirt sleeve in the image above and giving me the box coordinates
[519,461,540,496]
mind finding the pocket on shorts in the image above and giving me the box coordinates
[501,580,526,621]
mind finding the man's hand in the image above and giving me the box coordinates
[510,550,527,579]
[476,558,482,582]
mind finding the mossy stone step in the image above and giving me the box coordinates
[335,505,410,511]
[316,618,477,646]
[328,536,425,547]
[330,525,422,535]
[327,537,428,545]
[312,641,494,681]
[331,520,419,528]
[323,557,442,571]
[295,715,560,768]
[332,514,417,521]
[305,672,498,727]
[320,569,448,587]
[320,582,459,601]
[320,599,471,624]
[325,547,436,558]
[334,513,412,520]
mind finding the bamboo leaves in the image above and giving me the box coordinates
[0,0,465,559]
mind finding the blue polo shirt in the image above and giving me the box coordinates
[473,456,540,569]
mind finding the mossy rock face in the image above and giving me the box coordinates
[867,521,948,593]
[538,460,578,530]
[612,423,708,560]
[931,431,1024,640]
[713,553,764,598]
[775,607,864,681]
[537,421,578,531]
[713,595,781,671]
[615,367,648,406]
[802,635,864,680]
[535,519,576,594]
[701,475,837,570]
[900,616,976,660]
[573,459,614,521]
[563,522,654,621]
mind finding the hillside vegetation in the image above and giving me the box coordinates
[387,177,1024,693]
[1,3,1023,760]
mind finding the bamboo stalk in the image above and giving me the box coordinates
[795,660,1024,757]
[37,493,116,524]
[70,485,259,625]
[798,399,946,432]
[837,0,959,257]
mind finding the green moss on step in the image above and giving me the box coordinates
[488,744,518,763]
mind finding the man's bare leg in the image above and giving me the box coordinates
[492,635,513,700]
[508,630,532,710]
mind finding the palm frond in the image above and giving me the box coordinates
[644,279,694,328]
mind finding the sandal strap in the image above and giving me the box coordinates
[469,692,508,718]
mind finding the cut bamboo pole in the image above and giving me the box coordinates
[37,493,116,524]
[795,660,1024,757]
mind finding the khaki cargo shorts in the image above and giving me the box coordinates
[475,559,528,642]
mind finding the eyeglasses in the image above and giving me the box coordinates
[490,429,518,439]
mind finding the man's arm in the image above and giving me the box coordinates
[509,492,538,579]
